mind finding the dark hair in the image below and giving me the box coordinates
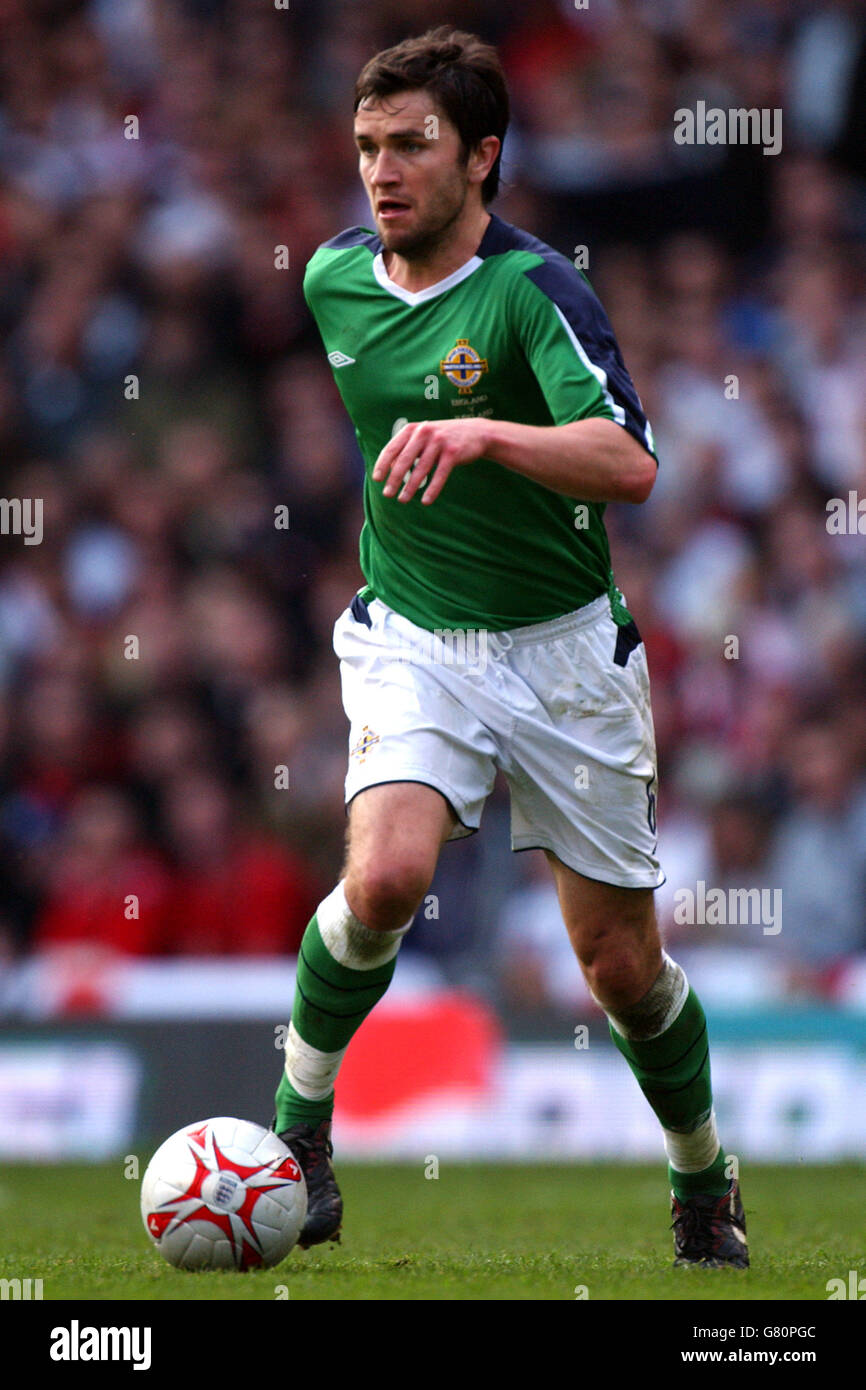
[354,26,509,203]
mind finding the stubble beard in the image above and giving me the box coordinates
[377,175,468,263]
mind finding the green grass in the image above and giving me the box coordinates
[0,1162,861,1301]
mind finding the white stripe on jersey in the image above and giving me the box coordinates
[553,304,627,428]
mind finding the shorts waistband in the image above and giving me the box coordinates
[495,593,612,647]
[363,590,613,648]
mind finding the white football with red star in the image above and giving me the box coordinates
[141,1117,307,1271]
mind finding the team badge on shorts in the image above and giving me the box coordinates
[351,725,380,763]
[440,338,489,395]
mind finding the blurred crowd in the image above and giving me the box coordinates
[1,0,865,1012]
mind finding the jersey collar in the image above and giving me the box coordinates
[372,247,484,305]
[369,214,510,305]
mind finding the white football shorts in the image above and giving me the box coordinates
[333,591,664,889]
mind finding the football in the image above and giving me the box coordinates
[141,1117,307,1271]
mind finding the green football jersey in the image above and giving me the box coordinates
[303,213,656,632]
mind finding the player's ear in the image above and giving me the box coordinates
[467,134,500,188]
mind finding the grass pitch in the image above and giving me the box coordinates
[1,1161,860,1301]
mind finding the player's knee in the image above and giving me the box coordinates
[585,942,657,1010]
[346,859,432,931]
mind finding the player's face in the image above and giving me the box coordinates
[354,91,472,259]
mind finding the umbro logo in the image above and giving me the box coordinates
[328,350,356,368]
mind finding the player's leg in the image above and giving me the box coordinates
[277,589,495,1244]
[342,779,457,928]
[274,781,455,1245]
[544,858,663,1010]
[546,854,747,1266]
[277,780,455,1132]
[500,598,747,1265]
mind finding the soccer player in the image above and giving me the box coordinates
[273,26,748,1269]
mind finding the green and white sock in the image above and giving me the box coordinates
[274,881,412,1132]
[602,952,730,1200]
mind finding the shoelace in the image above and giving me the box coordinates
[287,1129,333,1169]
[672,1201,719,1257]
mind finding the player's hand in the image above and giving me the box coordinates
[372,417,491,505]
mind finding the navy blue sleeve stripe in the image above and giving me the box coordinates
[525,259,655,456]
[479,215,656,458]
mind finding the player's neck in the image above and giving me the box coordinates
[382,207,491,293]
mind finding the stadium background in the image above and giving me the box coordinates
[1,0,865,1168]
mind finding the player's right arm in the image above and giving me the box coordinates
[372,255,658,509]
[372,412,654,507]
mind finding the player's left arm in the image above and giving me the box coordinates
[374,262,657,507]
